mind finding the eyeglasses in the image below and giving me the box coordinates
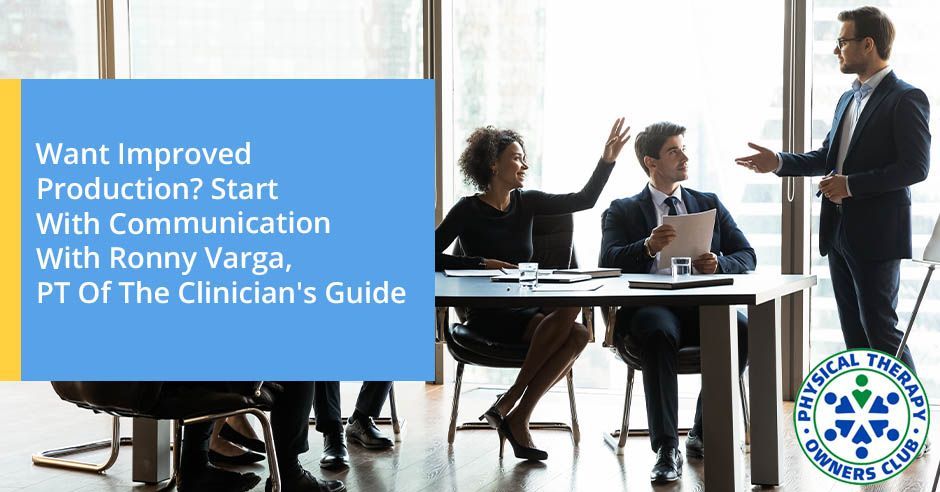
[836,37,863,49]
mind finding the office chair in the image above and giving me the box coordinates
[444,213,593,444]
[596,209,749,455]
[893,213,940,492]
[600,306,750,455]
[33,382,284,491]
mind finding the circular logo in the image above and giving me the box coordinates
[794,349,930,485]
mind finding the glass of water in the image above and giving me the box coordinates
[671,257,692,279]
[519,262,539,289]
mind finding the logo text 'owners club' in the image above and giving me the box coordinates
[795,349,929,485]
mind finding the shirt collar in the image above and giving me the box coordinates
[648,183,683,207]
[856,65,892,92]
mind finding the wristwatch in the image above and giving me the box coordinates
[643,238,655,259]
[477,257,488,268]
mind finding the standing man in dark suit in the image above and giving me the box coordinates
[600,122,756,483]
[314,381,394,470]
[736,6,930,375]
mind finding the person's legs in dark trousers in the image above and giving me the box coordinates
[350,381,392,422]
[618,306,683,452]
[313,381,343,435]
[828,241,872,350]
[689,311,749,439]
[830,222,915,372]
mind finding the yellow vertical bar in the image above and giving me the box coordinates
[0,79,21,381]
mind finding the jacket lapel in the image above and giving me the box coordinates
[635,187,657,233]
[681,187,700,214]
[846,71,898,159]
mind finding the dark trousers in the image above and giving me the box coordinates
[313,381,392,434]
[616,306,748,451]
[181,382,314,473]
[829,220,915,371]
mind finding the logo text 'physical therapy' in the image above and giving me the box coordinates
[795,349,929,485]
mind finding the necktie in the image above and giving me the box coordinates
[852,79,873,118]
[664,196,679,216]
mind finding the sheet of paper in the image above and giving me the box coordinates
[444,269,502,277]
[531,282,603,292]
[657,209,717,270]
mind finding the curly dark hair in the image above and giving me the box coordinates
[458,126,526,191]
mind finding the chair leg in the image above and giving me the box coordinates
[897,265,934,359]
[566,369,580,444]
[32,415,132,472]
[740,373,751,446]
[249,408,281,492]
[388,383,405,442]
[448,362,465,444]
[605,367,634,455]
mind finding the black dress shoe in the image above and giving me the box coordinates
[220,422,267,454]
[650,446,683,483]
[266,469,346,492]
[345,417,394,450]
[178,464,261,492]
[685,430,704,459]
[319,432,350,470]
[208,449,266,466]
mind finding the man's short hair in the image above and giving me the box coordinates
[634,122,686,176]
[838,6,895,60]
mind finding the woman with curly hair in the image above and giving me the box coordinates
[436,118,631,460]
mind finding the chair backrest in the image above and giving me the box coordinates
[924,212,940,264]
[51,381,270,420]
[451,213,577,268]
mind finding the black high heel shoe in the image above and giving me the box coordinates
[219,422,266,454]
[498,420,548,461]
[479,393,507,430]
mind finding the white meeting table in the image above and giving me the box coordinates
[435,272,816,491]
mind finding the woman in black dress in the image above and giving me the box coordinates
[436,118,631,460]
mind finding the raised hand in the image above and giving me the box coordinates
[602,117,632,164]
[734,142,779,173]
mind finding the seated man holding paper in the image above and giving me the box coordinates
[599,122,755,483]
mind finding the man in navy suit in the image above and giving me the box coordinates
[736,7,929,376]
[600,121,756,483]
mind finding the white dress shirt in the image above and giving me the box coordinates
[647,183,686,273]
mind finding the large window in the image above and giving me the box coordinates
[0,0,98,78]
[447,1,784,390]
[128,0,423,78]
[809,2,940,395]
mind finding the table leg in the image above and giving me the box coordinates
[700,305,743,491]
[131,418,171,483]
[748,298,783,485]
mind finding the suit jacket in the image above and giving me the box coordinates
[599,186,756,274]
[778,71,930,261]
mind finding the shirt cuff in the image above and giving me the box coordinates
[845,176,853,197]
[774,153,783,174]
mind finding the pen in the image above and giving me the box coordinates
[816,170,836,197]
